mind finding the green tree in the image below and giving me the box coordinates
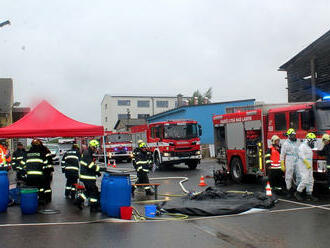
[189,87,212,105]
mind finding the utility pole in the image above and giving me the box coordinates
[0,20,10,29]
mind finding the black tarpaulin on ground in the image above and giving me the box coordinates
[164,187,277,216]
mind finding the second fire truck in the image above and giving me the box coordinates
[213,101,330,183]
[131,120,202,169]
[103,131,133,163]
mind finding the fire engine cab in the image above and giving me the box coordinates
[213,101,330,183]
[131,120,202,169]
[103,131,133,163]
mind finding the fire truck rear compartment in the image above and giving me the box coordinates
[215,120,263,181]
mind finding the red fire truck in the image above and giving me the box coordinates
[213,101,330,183]
[103,131,133,163]
[130,120,202,169]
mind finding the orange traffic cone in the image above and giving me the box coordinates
[265,181,272,197]
[112,160,117,168]
[198,176,208,187]
[107,161,111,167]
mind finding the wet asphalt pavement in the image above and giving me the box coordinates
[0,160,330,248]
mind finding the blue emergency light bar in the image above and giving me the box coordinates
[323,95,330,101]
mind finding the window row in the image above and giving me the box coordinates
[116,100,169,108]
[117,114,150,120]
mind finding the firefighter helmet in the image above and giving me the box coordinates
[322,134,330,142]
[286,128,296,136]
[137,140,144,145]
[31,139,41,146]
[89,139,99,148]
[138,142,147,148]
[271,135,280,144]
[306,133,316,141]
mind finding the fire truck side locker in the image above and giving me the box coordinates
[225,122,246,182]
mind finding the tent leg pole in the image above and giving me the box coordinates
[102,136,107,168]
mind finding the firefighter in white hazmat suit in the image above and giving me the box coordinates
[280,128,299,197]
[294,133,318,201]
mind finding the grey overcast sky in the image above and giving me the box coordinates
[1,0,330,125]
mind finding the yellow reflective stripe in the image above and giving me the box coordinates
[88,162,95,168]
[43,161,48,164]
[66,155,79,160]
[80,175,96,180]
[80,161,87,166]
[17,156,24,160]
[44,189,52,193]
[136,161,148,165]
[26,159,43,163]
[65,166,79,171]
[39,188,44,192]
[142,169,149,172]
[90,198,98,202]
[80,193,87,200]
[96,165,100,172]
[20,161,26,165]
[266,160,273,163]
[137,166,143,171]
[46,153,52,157]
[27,171,43,175]
[65,186,72,190]
[265,154,271,158]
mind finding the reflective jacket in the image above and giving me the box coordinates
[79,148,100,181]
[265,145,281,169]
[0,145,11,170]
[11,149,26,172]
[133,147,153,173]
[42,146,54,175]
[62,148,81,177]
[21,149,47,176]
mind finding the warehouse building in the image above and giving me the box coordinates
[279,29,330,102]
[101,94,189,131]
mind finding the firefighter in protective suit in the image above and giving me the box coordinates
[318,134,330,190]
[280,128,300,197]
[265,135,285,191]
[0,142,11,171]
[11,142,26,184]
[132,140,154,195]
[21,139,47,204]
[76,140,101,212]
[41,143,54,203]
[295,133,318,201]
[62,143,81,198]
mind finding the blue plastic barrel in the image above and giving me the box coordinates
[0,171,9,212]
[145,205,157,218]
[100,173,110,213]
[20,188,38,214]
[106,173,131,218]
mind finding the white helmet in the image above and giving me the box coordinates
[271,135,280,144]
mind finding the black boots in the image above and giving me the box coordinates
[294,191,304,201]
[286,188,295,199]
[306,194,318,202]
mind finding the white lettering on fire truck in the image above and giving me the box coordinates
[220,116,252,124]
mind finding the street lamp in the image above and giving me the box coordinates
[0,20,10,28]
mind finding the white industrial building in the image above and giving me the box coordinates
[101,94,189,131]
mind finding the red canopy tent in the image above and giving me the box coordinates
[0,100,104,138]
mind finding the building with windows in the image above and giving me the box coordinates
[101,94,189,131]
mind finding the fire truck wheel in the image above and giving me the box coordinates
[230,157,243,183]
[187,161,198,170]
